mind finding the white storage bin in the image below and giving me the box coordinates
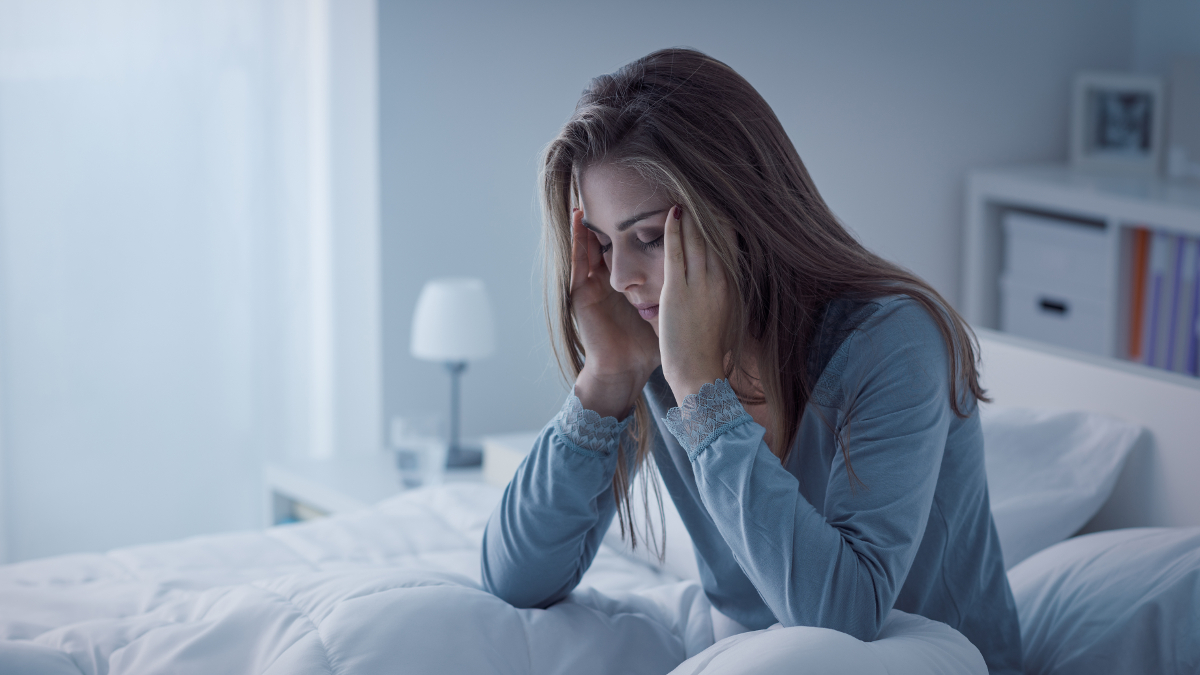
[1003,211,1111,295]
[1000,277,1110,356]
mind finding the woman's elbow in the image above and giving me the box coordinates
[776,580,889,642]
[479,544,527,606]
[479,545,567,609]
[480,572,565,610]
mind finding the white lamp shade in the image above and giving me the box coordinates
[410,277,496,362]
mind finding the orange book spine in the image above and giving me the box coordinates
[1129,227,1151,360]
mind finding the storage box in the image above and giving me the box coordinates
[1000,277,1109,356]
[1003,211,1111,295]
[1000,211,1114,356]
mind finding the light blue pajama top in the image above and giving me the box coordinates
[481,296,1023,674]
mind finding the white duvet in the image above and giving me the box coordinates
[0,484,984,675]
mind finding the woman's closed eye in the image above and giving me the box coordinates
[599,233,664,255]
[635,234,664,251]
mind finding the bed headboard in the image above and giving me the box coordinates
[976,328,1200,532]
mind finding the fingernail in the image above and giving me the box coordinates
[673,205,681,220]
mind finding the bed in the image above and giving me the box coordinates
[1,328,1198,674]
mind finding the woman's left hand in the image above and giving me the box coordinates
[659,204,732,402]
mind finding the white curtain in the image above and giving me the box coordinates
[0,0,380,562]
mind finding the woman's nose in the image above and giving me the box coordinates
[607,248,644,293]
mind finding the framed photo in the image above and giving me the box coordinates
[1071,72,1165,176]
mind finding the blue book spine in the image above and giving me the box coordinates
[1144,232,1168,366]
[1148,276,1161,365]
[1165,235,1186,367]
[1190,240,1200,376]
[1171,237,1199,373]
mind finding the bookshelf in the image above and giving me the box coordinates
[962,164,1200,375]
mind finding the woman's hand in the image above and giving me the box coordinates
[659,205,730,402]
[569,208,661,418]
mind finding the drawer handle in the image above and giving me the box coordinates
[1039,297,1069,316]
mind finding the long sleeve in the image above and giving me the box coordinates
[663,300,952,641]
[480,391,633,609]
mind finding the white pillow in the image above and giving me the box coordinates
[981,406,1143,569]
[1008,527,1200,675]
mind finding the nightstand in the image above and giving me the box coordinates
[264,453,483,526]
[480,431,540,487]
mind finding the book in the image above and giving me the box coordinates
[1141,231,1173,367]
[1164,234,1188,369]
[1128,227,1151,361]
[1189,241,1200,376]
[1169,236,1198,373]
[1158,235,1183,369]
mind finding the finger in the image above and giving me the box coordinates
[680,205,706,278]
[570,209,589,290]
[705,231,725,288]
[589,235,615,292]
[581,216,616,291]
[664,204,686,284]
[586,228,608,281]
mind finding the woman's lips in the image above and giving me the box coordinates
[636,304,659,320]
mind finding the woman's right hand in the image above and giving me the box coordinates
[569,208,660,418]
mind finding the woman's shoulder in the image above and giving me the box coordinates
[815,294,944,359]
[844,294,949,341]
[809,294,953,406]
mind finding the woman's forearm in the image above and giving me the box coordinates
[666,316,953,640]
[480,393,632,608]
[689,423,892,639]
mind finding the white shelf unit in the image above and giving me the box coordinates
[962,164,1200,363]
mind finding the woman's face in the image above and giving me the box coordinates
[578,162,671,335]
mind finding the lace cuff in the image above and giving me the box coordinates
[552,391,632,458]
[664,379,754,460]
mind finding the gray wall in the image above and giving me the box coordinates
[1132,0,1200,73]
[379,0,1135,438]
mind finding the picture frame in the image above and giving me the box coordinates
[1070,72,1165,177]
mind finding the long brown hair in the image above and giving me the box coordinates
[540,48,986,550]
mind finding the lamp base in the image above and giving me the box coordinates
[445,443,483,468]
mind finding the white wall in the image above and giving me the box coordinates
[0,0,381,562]
[0,1,266,561]
[378,0,1135,438]
[329,0,383,462]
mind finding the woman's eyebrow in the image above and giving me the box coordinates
[581,208,668,234]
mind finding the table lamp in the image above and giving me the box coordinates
[410,277,495,467]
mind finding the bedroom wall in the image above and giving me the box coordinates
[378,0,1136,438]
[0,0,381,563]
[0,3,264,561]
[1131,0,1200,73]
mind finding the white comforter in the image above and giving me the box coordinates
[0,484,984,675]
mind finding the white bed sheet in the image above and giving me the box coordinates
[0,484,984,675]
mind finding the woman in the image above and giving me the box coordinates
[480,48,1022,674]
